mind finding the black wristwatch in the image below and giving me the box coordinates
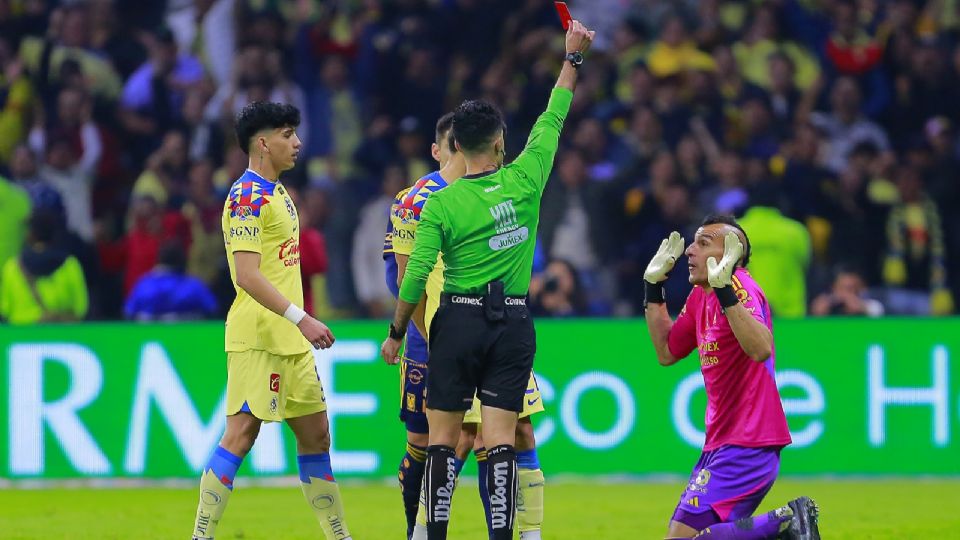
[389,322,406,340]
[565,51,583,70]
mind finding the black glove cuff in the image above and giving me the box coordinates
[714,286,738,309]
[644,281,665,307]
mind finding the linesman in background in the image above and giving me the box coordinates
[381,20,595,540]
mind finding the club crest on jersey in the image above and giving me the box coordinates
[234,205,253,221]
[269,373,280,393]
[393,205,416,224]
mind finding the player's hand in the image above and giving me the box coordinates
[565,20,595,55]
[644,231,684,284]
[381,337,402,365]
[707,232,744,289]
[297,315,335,349]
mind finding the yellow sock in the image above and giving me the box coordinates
[192,469,233,539]
[517,468,545,534]
[301,476,352,539]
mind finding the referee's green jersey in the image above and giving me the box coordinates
[399,87,573,303]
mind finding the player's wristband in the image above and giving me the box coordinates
[283,303,307,325]
[714,286,738,310]
[389,322,406,340]
[643,281,665,307]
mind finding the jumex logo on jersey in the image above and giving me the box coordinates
[488,199,529,251]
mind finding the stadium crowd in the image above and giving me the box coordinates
[1,0,960,323]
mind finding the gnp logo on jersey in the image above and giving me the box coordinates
[269,373,280,393]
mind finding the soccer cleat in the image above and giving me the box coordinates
[781,496,820,540]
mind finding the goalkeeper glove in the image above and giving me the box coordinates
[707,232,744,309]
[643,231,684,306]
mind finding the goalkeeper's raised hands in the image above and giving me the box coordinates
[644,231,685,284]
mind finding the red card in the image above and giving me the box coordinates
[554,1,572,30]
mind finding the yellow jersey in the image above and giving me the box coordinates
[222,170,309,355]
[390,171,448,336]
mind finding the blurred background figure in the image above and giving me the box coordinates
[0,209,87,324]
[529,259,588,317]
[811,266,885,317]
[124,241,217,321]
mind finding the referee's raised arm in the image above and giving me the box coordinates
[512,19,595,193]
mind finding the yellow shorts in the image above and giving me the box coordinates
[464,371,544,423]
[226,349,327,422]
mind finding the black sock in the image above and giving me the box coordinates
[425,445,457,540]
[398,443,426,538]
[485,444,518,540]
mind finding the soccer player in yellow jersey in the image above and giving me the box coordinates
[385,113,545,540]
[190,102,351,540]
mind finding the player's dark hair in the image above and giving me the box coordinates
[435,112,456,154]
[701,214,751,268]
[451,99,506,154]
[235,101,300,155]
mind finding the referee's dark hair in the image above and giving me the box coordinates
[701,214,751,268]
[451,99,506,154]
[235,101,301,154]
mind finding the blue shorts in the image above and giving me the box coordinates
[399,357,428,433]
[671,445,781,531]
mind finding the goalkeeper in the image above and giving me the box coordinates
[643,215,820,540]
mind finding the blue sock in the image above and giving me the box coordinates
[204,445,243,490]
[454,457,466,476]
[399,443,427,538]
[297,453,335,483]
[516,448,540,470]
[475,447,493,538]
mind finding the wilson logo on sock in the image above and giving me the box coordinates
[269,373,280,392]
[490,462,510,529]
[433,456,456,522]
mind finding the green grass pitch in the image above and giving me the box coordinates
[2,479,956,539]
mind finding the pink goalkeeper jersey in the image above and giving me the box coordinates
[667,268,792,451]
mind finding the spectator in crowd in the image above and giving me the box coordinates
[810,76,890,173]
[811,266,885,317]
[529,259,588,318]
[0,210,88,324]
[289,184,329,317]
[124,241,217,321]
[0,35,32,166]
[180,159,224,286]
[351,163,404,318]
[738,182,812,318]
[882,164,953,315]
[0,173,31,269]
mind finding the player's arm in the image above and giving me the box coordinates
[643,232,690,366]
[723,302,773,362]
[708,232,772,362]
[513,20,594,192]
[394,252,428,337]
[233,251,335,349]
[382,199,444,363]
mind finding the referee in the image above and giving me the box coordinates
[380,20,595,540]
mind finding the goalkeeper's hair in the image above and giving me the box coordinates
[451,99,506,154]
[701,214,751,268]
[235,101,301,155]
[435,112,456,154]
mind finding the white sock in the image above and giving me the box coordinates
[520,531,542,540]
[411,524,428,540]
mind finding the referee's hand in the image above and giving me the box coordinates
[381,337,402,365]
[297,315,336,349]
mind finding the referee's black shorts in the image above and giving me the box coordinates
[427,293,535,413]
